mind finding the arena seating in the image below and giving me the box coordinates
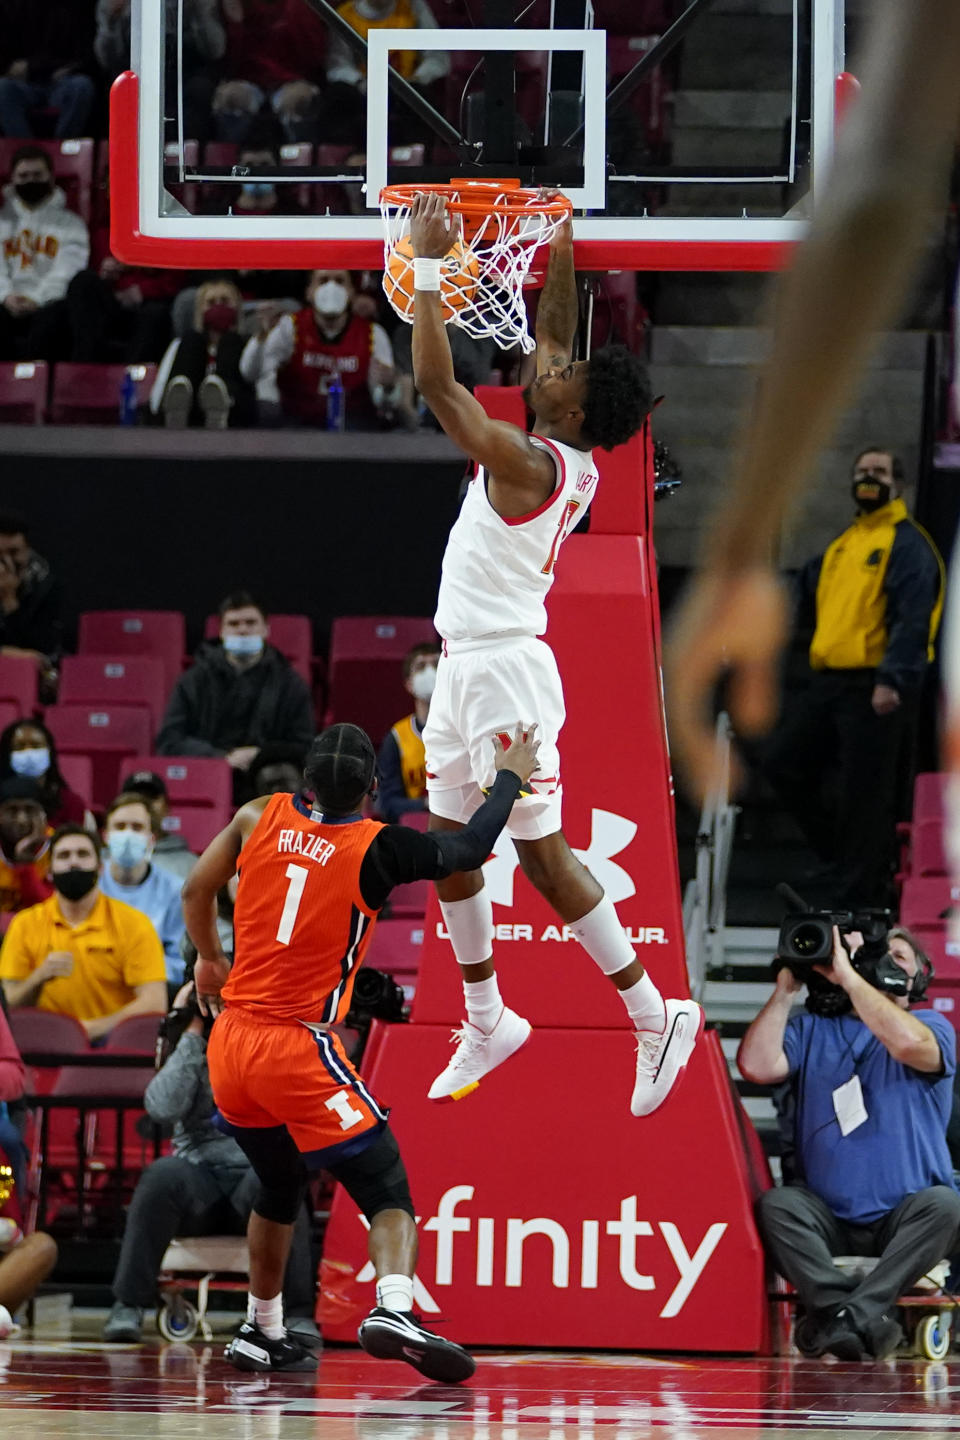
[0,362,48,425]
[59,656,167,734]
[0,138,95,224]
[45,703,153,810]
[202,611,313,686]
[49,363,157,424]
[77,612,186,695]
[58,755,94,808]
[0,655,39,717]
[127,755,232,817]
[325,615,436,746]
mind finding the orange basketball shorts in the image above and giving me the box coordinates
[207,1007,387,1160]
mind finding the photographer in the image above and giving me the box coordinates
[103,978,317,1345]
[738,923,960,1361]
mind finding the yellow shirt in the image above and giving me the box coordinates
[0,891,166,1021]
[391,712,427,799]
[336,0,419,78]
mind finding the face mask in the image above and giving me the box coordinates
[203,303,238,333]
[9,747,50,779]
[410,665,437,701]
[241,182,276,200]
[223,633,265,658]
[106,830,152,870]
[851,478,894,513]
[313,281,349,318]
[53,868,98,902]
[14,181,52,207]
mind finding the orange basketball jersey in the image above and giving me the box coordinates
[223,793,385,1023]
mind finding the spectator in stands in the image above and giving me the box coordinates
[760,448,945,909]
[240,269,396,427]
[0,146,89,362]
[244,742,308,802]
[0,511,64,692]
[0,7,96,140]
[0,778,51,923]
[119,769,197,883]
[213,0,330,145]
[738,924,960,1362]
[377,641,439,822]
[0,824,168,1042]
[0,719,91,830]
[99,793,188,986]
[62,244,175,365]
[95,0,224,144]
[103,976,317,1344]
[325,0,449,145]
[150,278,255,429]
[155,592,314,791]
[391,323,496,430]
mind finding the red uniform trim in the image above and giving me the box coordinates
[492,435,571,527]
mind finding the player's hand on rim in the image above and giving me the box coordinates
[194,954,230,1018]
[493,721,541,784]
[409,190,461,260]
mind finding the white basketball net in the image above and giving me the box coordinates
[380,185,570,354]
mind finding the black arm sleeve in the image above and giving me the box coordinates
[358,769,523,911]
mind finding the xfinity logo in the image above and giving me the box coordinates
[484,808,638,907]
[355,1187,727,1317]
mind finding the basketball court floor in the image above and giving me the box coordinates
[2,1329,959,1439]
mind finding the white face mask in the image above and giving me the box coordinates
[410,665,437,701]
[313,281,349,318]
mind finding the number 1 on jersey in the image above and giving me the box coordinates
[276,863,308,945]
[542,499,581,576]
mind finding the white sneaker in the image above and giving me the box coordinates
[427,1006,531,1102]
[630,998,703,1117]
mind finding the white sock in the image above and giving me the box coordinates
[376,1273,414,1312]
[247,1292,284,1340]
[464,974,503,1033]
[618,974,667,1032]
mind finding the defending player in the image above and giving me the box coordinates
[182,719,540,1381]
[410,192,701,1116]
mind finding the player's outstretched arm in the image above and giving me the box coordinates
[535,207,577,374]
[664,0,960,803]
[410,192,553,494]
[182,798,268,1014]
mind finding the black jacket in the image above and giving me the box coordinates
[155,643,314,757]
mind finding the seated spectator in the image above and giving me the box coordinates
[241,269,396,428]
[0,993,57,1338]
[119,769,197,883]
[0,511,64,693]
[391,322,496,430]
[0,824,168,1042]
[0,147,89,362]
[156,591,314,793]
[738,923,960,1362]
[377,641,439,822]
[61,229,176,364]
[243,742,309,802]
[0,7,96,140]
[212,140,308,219]
[0,718,92,830]
[0,778,52,925]
[150,278,255,429]
[103,977,317,1344]
[99,793,188,986]
[325,0,449,145]
[213,0,330,146]
[95,0,224,144]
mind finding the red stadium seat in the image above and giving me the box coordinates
[326,616,436,746]
[162,805,226,853]
[899,875,960,927]
[910,924,960,981]
[926,977,960,1033]
[913,772,948,824]
[59,655,167,732]
[912,818,949,878]
[0,362,48,424]
[49,363,157,424]
[0,655,38,716]
[103,1014,164,1054]
[8,1009,89,1058]
[45,704,153,809]
[78,611,186,695]
[0,139,95,223]
[57,754,93,808]
[125,755,232,814]
[203,612,313,685]
[388,879,428,917]
[0,702,19,733]
[364,917,424,990]
[399,810,429,832]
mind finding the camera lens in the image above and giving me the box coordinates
[791,922,823,957]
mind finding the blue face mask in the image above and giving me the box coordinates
[223,633,265,658]
[9,747,50,779]
[106,830,152,870]
[241,182,275,199]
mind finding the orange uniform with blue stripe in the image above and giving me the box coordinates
[208,793,389,1160]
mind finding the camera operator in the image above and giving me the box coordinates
[103,976,317,1346]
[738,923,960,1361]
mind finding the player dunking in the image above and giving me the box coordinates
[409,192,702,1115]
[184,719,540,1380]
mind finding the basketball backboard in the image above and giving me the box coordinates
[111,0,846,272]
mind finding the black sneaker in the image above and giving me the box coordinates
[358,1307,475,1383]
[818,1308,865,1362]
[861,1312,903,1360]
[224,1321,318,1373]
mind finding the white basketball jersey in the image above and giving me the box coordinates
[434,435,600,642]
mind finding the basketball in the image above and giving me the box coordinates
[383,233,480,323]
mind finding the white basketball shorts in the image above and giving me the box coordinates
[423,635,565,841]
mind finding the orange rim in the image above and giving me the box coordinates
[379,179,571,219]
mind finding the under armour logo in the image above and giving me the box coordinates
[483,808,638,908]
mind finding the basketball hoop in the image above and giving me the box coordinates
[379,180,572,353]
